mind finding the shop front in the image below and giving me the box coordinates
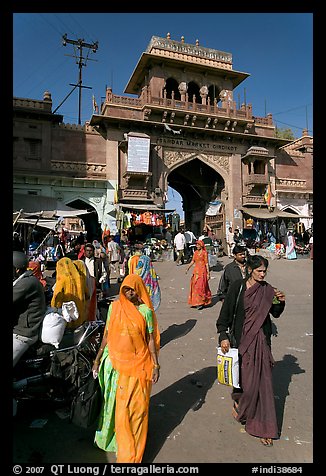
[240,206,311,257]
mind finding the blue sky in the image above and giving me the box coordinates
[13,13,313,217]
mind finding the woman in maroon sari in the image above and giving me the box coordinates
[216,255,285,447]
[186,240,212,310]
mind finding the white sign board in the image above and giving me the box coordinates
[127,136,150,172]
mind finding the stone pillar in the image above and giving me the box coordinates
[200,85,208,105]
[178,81,187,102]
[226,153,243,231]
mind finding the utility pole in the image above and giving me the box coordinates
[61,34,98,125]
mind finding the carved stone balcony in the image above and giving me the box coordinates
[123,171,152,187]
[242,195,265,206]
[119,188,152,202]
[205,214,224,226]
[120,171,153,202]
[99,91,275,136]
[244,173,269,186]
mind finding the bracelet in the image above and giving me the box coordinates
[153,364,160,370]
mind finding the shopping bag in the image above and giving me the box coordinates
[216,347,240,388]
[70,376,102,428]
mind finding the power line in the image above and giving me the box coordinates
[57,34,99,125]
[272,103,312,116]
[67,14,97,45]
[274,118,313,133]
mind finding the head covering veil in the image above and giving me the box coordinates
[196,239,208,255]
[107,274,160,382]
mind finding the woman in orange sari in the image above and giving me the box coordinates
[186,240,212,310]
[92,274,160,463]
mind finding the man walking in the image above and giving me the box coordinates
[217,245,247,301]
[226,226,235,258]
[106,235,121,277]
[174,228,186,266]
[83,243,108,320]
[184,229,197,263]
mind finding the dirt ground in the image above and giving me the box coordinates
[13,255,313,466]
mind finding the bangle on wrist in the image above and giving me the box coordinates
[153,364,160,370]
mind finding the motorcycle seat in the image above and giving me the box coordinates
[58,324,87,349]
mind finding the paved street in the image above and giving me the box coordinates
[13,255,313,464]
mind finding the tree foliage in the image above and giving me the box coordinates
[275,127,296,140]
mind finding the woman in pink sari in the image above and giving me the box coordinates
[186,240,212,310]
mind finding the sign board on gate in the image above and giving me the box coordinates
[127,135,150,172]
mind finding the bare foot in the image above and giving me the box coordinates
[260,438,273,447]
[232,401,239,419]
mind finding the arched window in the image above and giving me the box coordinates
[187,81,201,103]
[165,78,180,100]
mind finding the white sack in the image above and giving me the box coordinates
[62,301,79,322]
[41,308,66,348]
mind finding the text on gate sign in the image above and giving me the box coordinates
[157,137,237,151]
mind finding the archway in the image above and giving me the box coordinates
[167,158,225,237]
[165,78,181,100]
[66,199,101,242]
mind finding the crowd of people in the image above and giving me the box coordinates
[13,218,299,461]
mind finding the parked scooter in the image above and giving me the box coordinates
[13,319,105,416]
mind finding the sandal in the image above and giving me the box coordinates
[231,401,239,419]
[260,438,273,447]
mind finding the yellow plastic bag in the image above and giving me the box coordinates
[217,347,240,388]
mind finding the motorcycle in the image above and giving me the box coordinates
[13,318,105,416]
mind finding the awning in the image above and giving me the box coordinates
[239,207,310,219]
[15,217,60,230]
[206,200,222,216]
[13,194,90,217]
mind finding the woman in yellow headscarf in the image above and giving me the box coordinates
[92,274,160,463]
[51,257,89,329]
[128,251,141,275]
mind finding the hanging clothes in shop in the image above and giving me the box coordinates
[279,220,287,245]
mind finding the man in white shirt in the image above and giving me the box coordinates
[173,229,186,266]
[226,226,235,258]
[106,235,121,276]
[83,243,108,320]
[184,229,197,262]
[84,243,107,289]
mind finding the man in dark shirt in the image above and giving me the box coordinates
[65,240,82,260]
[13,251,46,367]
[217,245,247,302]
